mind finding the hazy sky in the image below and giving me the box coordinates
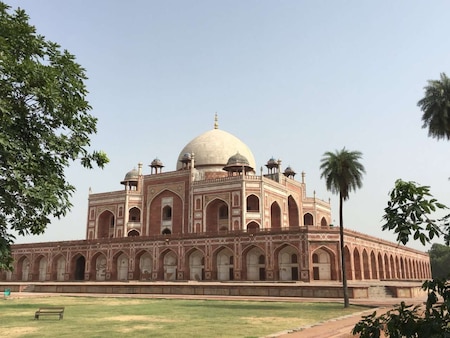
[8,1,450,251]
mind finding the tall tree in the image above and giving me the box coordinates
[418,72,450,140]
[0,3,108,270]
[320,148,365,308]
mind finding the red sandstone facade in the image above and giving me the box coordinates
[1,119,431,283]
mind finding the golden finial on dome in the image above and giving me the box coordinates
[214,113,218,129]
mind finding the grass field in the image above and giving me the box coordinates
[1,296,367,338]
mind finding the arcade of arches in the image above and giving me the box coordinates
[5,229,430,283]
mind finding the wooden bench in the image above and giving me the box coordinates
[34,307,65,320]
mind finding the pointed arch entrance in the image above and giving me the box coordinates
[287,196,299,228]
[370,251,377,280]
[115,252,129,281]
[270,202,281,229]
[92,253,107,281]
[138,252,152,280]
[128,207,141,222]
[312,248,332,280]
[385,254,391,279]
[161,251,177,281]
[278,246,299,281]
[127,229,140,237]
[378,252,385,280]
[354,249,363,280]
[97,210,115,239]
[304,213,314,226]
[246,194,259,212]
[206,199,229,232]
[74,255,86,281]
[362,249,370,279]
[247,221,260,233]
[18,257,30,281]
[245,247,265,281]
[188,250,204,280]
[54,256,66,281]
[215,248,234,281]
[149,190,184,235]
[37,256,47,281]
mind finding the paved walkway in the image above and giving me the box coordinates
[270,307,386,337]
[271,297,425,338]
[5,291,426,338]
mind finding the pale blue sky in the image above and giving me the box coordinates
[9,1,450,251]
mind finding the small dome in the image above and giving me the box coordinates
[223,152,254,173]
[226,152,250,166]
[121,168,139,184]
[180,153,192,163]
[266,157,279,169]
[284,166,296,177]
[150,158,164,168]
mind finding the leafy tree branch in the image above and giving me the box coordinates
[353,180,450,337]
[0,3,108,270]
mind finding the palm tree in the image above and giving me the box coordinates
[418,72,450,140]
[320,148,365,308]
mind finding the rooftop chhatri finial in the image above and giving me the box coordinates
[214,112,218,129]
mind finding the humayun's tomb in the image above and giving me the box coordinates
[1,116,430,298]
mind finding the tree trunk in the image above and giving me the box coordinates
[339,193,350,308]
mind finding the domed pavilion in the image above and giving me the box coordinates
[4,115,430,299]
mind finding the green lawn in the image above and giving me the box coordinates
[1,296,367,338]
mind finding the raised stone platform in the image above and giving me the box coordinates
[0,280,425,299]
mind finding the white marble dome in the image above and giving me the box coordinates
[176,127,256,171]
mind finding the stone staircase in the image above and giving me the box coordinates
[22,284,35,292]
[368,285,395,298]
